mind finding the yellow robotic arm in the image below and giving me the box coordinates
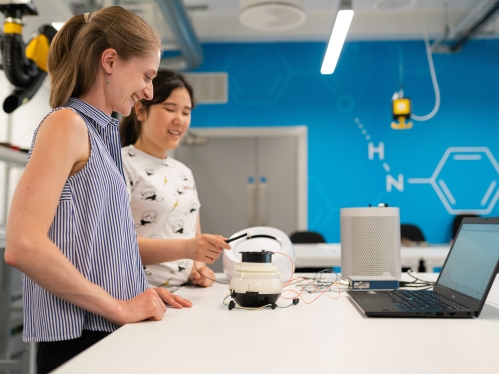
[0,0,56,113]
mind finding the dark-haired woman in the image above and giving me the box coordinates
[120,69,230,291]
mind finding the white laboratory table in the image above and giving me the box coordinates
[294,243,450,271]
[55,272,499,374]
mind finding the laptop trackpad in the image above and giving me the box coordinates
[355,295,378,303]
[354,291,387,303]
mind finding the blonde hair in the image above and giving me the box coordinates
[47,6,161,108]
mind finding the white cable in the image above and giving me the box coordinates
[411,16,441,122]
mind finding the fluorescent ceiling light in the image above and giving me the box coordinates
[320,7,354,75]
[51,22,65,31]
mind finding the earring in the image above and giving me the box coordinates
[106,73,110,85]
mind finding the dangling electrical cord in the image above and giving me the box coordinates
[222,294,299,310]
[399,269,435,289]
[411,15,441,122]
[191,241,342,308]
[193,261,229,285]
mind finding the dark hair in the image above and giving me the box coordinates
[48,6,161,108]
[119,69,195,146]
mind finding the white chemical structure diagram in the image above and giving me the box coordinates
[356,119,499,214]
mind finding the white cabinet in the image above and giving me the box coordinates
[174,126,308,272]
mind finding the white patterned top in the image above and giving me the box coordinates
[122,144,200,289]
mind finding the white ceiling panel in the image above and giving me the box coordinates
[1,0,498,44]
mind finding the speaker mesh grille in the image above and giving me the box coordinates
[341,216,401,279]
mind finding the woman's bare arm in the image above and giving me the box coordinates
[189,216,217,286]
[138,233,230,265]
[4,109,186,324]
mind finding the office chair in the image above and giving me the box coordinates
[289,231,326,244]
[452,214,479,239]
[400,224,426,242]
[400,224,427,272]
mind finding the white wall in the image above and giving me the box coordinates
[0,74,52,148]
[0,73,51,225]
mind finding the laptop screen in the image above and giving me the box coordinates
[437,223,499,300]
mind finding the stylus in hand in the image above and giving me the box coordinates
[225,232,249,243]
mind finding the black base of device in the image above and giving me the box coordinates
[230,291,280,309]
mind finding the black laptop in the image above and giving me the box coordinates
[347,217,499,318]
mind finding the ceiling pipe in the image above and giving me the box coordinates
[432,0,499,53]
[156,0,203,71]
[449,0,499,52]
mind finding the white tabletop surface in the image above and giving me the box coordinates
[54,272,499,374]
[294,243,451,270]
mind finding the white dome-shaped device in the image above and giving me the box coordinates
[229,251,283,309]
[223,226,295,282]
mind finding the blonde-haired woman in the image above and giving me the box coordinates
[4,6,197,373]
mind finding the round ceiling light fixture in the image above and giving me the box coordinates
[373,0,417,13]
[239,1,306,32]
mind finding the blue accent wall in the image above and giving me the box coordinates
[192,40,499,244]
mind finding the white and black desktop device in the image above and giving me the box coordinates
[348,217,499,318]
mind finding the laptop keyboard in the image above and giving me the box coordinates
[383,290,463,310]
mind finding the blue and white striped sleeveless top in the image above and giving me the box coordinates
[22,98,148,342]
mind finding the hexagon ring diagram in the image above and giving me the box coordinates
[407,147,499,214]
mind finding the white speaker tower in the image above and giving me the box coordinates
[340,206,401,280]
